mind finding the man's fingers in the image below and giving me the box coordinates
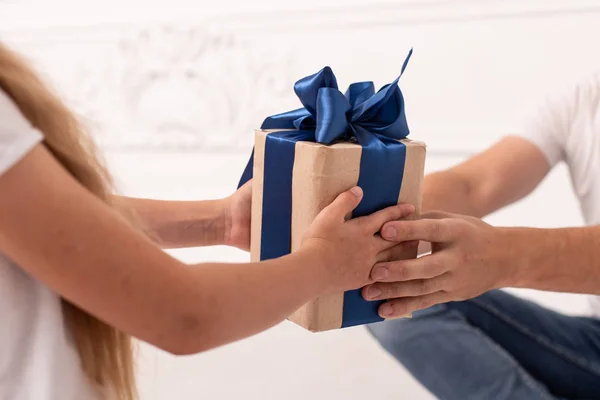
[375,240,420,262]
[360,203,416,233]
[362,273,450,301]
[419,210,455,220]
[322,187,363,223]
[370,254,449,282]
[381,219,455,243]
[377,291,451,319]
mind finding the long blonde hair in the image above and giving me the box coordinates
[0,43,136,399]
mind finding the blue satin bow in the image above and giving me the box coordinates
[261,48,413,145]
[238,49,414,329]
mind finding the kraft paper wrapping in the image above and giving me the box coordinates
[251,129,426,332]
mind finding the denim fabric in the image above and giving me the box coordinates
[368,290,600,400]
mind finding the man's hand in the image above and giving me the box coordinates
[362,211,514,318]
[223,181,252,251]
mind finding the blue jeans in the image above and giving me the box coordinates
[367,290,600,400]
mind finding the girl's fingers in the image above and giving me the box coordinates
[359,203,415,233]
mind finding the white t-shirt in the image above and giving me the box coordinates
[0,90,99,399]
[519,73,600,318]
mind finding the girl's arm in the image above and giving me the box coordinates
[114,181,251,250]
[0,145,411,355]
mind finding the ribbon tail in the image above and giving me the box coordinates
[238,148,254,188]
[400,48,413,77]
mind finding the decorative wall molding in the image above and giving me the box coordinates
[65,26,295,151]
[1,0,599,153]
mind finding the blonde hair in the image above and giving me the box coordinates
[0,43,136,399]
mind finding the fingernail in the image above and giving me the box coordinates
[350,186,363,197]
[380,303,394,317]
[371,266,389,280]
[368,287,382,299]
[383,226,397,239]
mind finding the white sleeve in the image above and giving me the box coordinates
[517,83,579,168]
[0,89,43,175]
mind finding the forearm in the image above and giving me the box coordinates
[175,251,327,353]
[116,196,228,249]
[422,169,487,217]
[422,137,550,218]
[503,226,600,294]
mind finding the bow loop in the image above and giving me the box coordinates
[294,66,338,116]
[350,77,409,140]
[261,108,310,130]
[260,49,413,144]
[345,82,375,108]
[315,87,351,144]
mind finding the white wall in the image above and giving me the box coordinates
[1,1,599,398]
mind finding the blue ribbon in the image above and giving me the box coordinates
[239,49,413,328]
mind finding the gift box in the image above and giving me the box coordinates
[238,50,426,332]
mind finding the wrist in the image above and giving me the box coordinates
[492,227,519,288]
[495,227,544,288]
[219,197,233,246]
[294,244,336,294]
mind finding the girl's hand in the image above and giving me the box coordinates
[300,187,416,293]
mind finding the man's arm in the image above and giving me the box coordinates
[421,136,550,217]
[414,136,550,255]
[507,225,600,294]
[360,137,571,317]
[363,215,600,318]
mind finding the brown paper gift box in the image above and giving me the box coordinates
[250,129,426,332]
